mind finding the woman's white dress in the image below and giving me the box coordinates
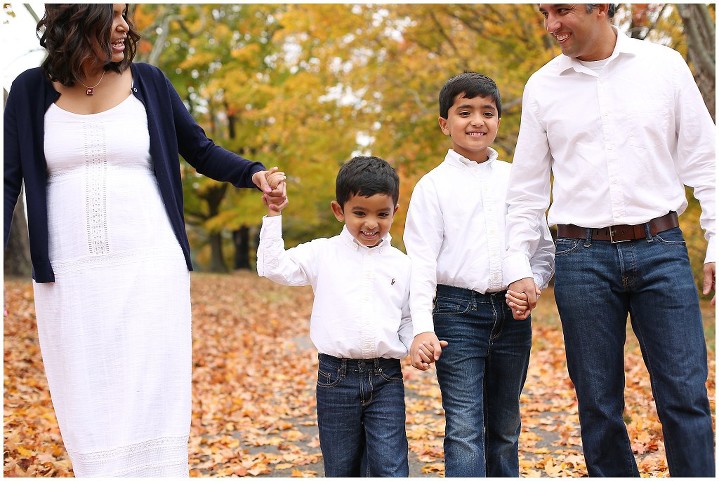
[33,95,191,477]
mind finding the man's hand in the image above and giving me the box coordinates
[410,332,448,371]
[703,262,715,306]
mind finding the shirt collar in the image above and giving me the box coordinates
[339,225,391,252]
[446,147,499,167]
[556,26,637,75]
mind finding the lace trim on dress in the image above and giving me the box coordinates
[67,435,188,477]
[84,122,110,256]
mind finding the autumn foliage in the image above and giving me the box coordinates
[4,273,715,477]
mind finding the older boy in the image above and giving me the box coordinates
[404,72,555,477]
[257,156,411,477]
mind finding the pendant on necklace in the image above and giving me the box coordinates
[85,87,95,96]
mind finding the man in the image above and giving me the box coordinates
[503,4,715,477]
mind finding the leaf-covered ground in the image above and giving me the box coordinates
[4,272,715,477]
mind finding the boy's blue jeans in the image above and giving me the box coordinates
[554,226,714,477]
[315,353,409,477]
[433,285,532,477]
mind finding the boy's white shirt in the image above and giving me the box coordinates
[404,148,555,337]
[257,215,413,359]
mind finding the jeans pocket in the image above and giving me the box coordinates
[433,295,470,315]
[555,237,582,256]
[317,365,344,388]
[654,227,686,246]
[378,363,404,382]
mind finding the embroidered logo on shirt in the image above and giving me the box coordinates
[391,278,396,285]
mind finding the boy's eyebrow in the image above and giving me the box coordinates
[456,102,497,111]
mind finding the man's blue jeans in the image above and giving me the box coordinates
[315,353,409,477]
[433,285,532,477]
[553,227,714,477]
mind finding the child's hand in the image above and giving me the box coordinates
[258,167,288,215]
[410,332,449,371]
[263,189,288,216]
[506,289,530,320]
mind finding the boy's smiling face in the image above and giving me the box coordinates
[331,193,398,247]
[439,93,500,163]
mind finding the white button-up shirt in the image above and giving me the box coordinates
[504,29,716,284]
[257,215,412,359]
[404,149,555,336]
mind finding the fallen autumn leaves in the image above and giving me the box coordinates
[4,272,715,477]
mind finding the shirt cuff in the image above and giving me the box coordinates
[411,312,435,338]
[260,215,282,239]
[705,235,715,264]
[503,252,534,286]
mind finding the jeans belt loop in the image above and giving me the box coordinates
[644,222,653,241]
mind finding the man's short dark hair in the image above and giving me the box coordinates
[335,156,400,208]
[587,4,616,18]
[439,72,502,119]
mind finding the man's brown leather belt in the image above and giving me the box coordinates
[556,211,679,243]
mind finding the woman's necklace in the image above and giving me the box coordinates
[79,70,106,96]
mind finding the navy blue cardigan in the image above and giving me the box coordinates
[4,63,266,282]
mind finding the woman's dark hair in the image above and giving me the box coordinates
[37,4,140,86]
[335,156,400,208]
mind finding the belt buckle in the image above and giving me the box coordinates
[608,225,630,243]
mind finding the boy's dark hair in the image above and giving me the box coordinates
[439,72,502,119]
[335,156,400,208]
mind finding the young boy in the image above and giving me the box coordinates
[257,156,411,477]
[403,72,555,477]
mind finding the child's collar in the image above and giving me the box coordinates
[448,147,499,166]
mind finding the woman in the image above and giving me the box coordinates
[3,4,285,477]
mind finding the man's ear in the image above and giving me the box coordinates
[330,200,344,222]
[597,3,611,18]
[438,116,450,136]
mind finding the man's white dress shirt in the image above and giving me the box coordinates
[404,148,555,337]
[257,215,412,359]
[504,28,716,284]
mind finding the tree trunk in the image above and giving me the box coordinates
[4,192,32,278]
[203,183,229,272]
[676,4,716,121]
[232,226,251,270]
[207,232,228,273]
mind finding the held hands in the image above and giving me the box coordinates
[410,332,448,371]
[252,167,288,215]
[506,290,530,320]
[506,278,541,320]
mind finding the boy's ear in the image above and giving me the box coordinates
[330,200,345,222]
[394,204,400,214]
[438,116,450,136]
